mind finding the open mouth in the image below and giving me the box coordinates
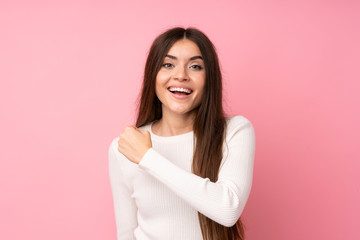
[168,87,193,95]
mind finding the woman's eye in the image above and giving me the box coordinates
[162,63,173,68]
[190,65,203,70]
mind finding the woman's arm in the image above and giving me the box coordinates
[108,142,137,239]
[138,118,255,227]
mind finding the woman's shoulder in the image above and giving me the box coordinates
[224,115,255,139]
[108,136,138,169]
[225,115,254,129]
[109,136,120,155]
[138,122,152,132]
[108,122,152,151]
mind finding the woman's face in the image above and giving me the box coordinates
[155,39,206,118]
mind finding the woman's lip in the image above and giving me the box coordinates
[168,89,192,99]
[167,86,193,92]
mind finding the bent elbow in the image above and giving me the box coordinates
[215,185,245,227]
[219,208,243,227]
[209,200,244,227]
[222,218,241,228]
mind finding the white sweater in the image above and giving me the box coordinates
[108,115,255,240]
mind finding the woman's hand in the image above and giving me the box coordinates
[117,126,152,164]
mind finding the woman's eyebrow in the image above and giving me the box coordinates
[189,56,203,61]
[165,54,203,61]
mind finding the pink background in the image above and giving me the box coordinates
[1,0,359,239]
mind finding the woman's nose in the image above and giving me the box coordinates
[173,66,189,81]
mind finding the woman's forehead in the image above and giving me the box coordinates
[166,39,202,59]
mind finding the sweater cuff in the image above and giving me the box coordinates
[138,148,180,183]
[138,148,163,170]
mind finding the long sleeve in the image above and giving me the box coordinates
[108,141,137,239]
[138,117,255,227]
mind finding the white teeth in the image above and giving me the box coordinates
[169,87,192,93]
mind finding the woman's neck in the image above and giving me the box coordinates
[152,112,195,137]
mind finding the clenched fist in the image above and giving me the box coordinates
[117,126,152,164]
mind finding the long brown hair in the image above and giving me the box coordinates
[136,27,245,240]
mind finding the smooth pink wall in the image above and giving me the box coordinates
[1,0,359,239]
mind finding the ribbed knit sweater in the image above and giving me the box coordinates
[108,115,255,240]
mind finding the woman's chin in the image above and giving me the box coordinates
[169,108,198,117]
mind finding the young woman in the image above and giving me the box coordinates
[109,27,255,240]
